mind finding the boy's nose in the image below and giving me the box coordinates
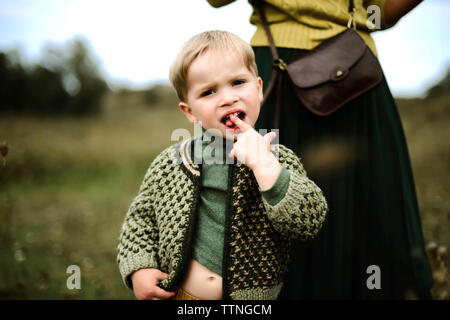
[219,89,238,107]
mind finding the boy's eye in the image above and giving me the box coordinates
[200,89,214,97]
[233,79,246,86]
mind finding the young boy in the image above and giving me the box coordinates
[117,30,328,300]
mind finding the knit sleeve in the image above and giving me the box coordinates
[259,166,290,206]
[261,144,328,240]
[116,153,165,289]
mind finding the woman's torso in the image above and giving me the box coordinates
[248,0,389,55]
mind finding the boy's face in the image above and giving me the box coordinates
[179,50,263,140]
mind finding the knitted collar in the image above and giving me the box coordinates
[177,127,236,178]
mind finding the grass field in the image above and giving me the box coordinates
[0,90,448,299]
[0,92,191,299]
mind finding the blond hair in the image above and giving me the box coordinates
[169,30,258,102]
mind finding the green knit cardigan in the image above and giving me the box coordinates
[117,137,328,300]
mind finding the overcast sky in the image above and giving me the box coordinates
[0,0,449,97]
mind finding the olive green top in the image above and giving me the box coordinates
[207,0,397,55]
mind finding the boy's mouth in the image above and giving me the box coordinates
[221,111,245,129]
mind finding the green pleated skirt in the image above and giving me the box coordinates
[253,46,434,299]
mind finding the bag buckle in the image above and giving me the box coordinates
[330,67,349,81]
[347,8,357,30]
[274,58,287,70]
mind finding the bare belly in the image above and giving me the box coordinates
[179,259,223,300]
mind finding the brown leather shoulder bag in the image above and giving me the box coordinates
[254,0,383,126]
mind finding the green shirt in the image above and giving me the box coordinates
[192,131,290,275]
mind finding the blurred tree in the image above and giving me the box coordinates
[0,51,29,114]
[426,67,450,99]
[64,38,109,115]
[0,37,108,116]
[27,65,69,115]
[145,83,178,107]
[0,53,11,109]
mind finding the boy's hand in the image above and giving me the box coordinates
[131,268,176,300]
[228,114,282,190]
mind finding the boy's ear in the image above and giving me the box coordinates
[257,77,263,103]
[179,102,198,124]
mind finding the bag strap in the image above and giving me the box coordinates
[349,0,355,12]
[253,0,286,71]
[253,0,285,128]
